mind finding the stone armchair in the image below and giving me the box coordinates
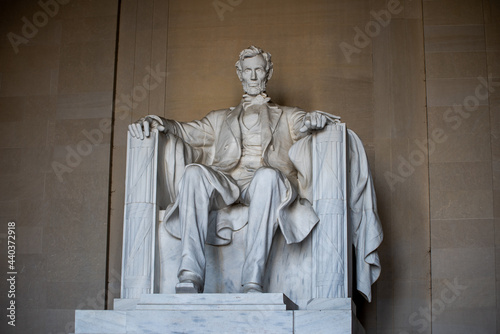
[120,123,382,305]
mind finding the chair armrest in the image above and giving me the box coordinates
[311,123,351,298]
[121,129,162,298]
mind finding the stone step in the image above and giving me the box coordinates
[74,295,364,334]
[138,292,297,309]
[114,293,298,311]
[136,303,287,310]
[76,309,294,334]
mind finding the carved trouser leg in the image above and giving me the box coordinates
[177,164,240,289]
[241,167,288,290]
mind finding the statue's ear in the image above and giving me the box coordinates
[267,68,273,81]
[236,68,243,81]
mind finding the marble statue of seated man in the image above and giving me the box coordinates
[129,46,340,294]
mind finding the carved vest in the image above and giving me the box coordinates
[230,114,263,189]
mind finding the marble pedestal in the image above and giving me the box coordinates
[73,294,365,334]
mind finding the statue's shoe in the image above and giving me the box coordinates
[176,270,204,293]
[243,282,263,293]
[175,280,203,294]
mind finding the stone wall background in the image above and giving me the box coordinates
[424,0,499,332]
[0,0,498,333]
[0,1,118,333]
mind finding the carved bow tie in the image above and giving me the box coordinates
[242,93,271,108]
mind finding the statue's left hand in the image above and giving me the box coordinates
[300,110,340,133]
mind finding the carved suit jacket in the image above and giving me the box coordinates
[168,101,306,183]
[162,101,320,245]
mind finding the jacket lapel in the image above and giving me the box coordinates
[226,103,243,144]
[261,103,283,154]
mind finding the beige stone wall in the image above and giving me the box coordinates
[369,1,431,332]
[0,1,118,333]
[423,0,499,332]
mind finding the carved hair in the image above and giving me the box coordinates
[235,46,273,80]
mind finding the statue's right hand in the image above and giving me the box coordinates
[128,115,165,140]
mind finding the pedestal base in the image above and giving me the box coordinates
[73,294,364,334]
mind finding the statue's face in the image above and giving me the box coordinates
[238,55,268,96]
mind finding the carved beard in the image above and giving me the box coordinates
[242,79,267,96]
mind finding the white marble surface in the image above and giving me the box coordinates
[120,130,161,299]
[74,295,364,334]
[128,309,292,333]
[305,297,356,312]
[74,310,126,334]
[113,298,139,311]
[138,292,297,307]
[294,310,365,334]
[310,123,350,298]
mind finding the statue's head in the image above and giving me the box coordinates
[235,46,273,96]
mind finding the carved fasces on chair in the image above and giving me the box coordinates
[121,130,161,299]
[311,123,351,298]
